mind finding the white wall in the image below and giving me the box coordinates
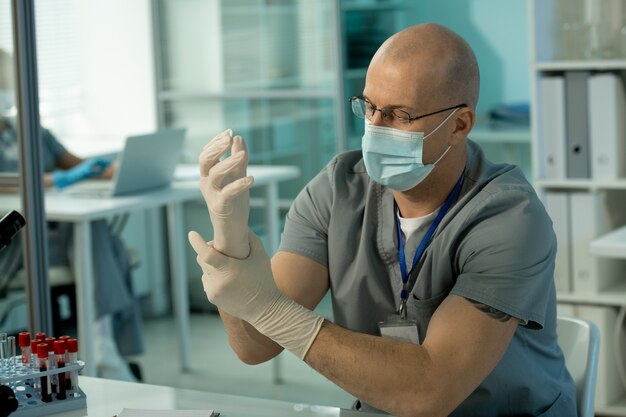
[409,0,530,116]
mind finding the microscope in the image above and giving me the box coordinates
[0,210,25,417]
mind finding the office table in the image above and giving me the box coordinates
[54,376,378,417]
[0,165,299,376]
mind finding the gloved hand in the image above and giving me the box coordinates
[198,129,252,259]
[188,230,324,360]
[52,158,110,189]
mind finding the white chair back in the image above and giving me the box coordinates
[557,316,601,417]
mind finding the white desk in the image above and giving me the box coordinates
[55,376,378,417]
[0,165,299,376]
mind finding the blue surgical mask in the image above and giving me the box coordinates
[361,109,458,191]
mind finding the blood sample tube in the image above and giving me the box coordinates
[58,336,71,390]
[44,337,56,349]
[44,338,57,394]
[37,343,52,403]
[30,340,39,368]
[54,340,67,400]
[66,339,78,391]
[18,332,31,365]
[34,332,46,341]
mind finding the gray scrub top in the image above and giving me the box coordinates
[279,140,577,416]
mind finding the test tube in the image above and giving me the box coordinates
[54,340,67,400]
[7,336,15,370]
[0,333,7,368]
[44,338,57,394]
[30,340,39,368]
[66,338,78,391]
[34,332,46,341]
[58,336,71,390]
[18,332,31,365]
[37,343,52,403]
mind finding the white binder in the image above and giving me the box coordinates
[588,73,626,180]
[538,76,567,179]
[545,192,571,293]
[570,192,626,293]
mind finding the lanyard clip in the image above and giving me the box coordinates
[398,299,408,320]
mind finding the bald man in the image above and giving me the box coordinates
[189,24,577,416]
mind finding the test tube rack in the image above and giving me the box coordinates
[0,357,86,416]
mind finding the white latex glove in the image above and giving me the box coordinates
[188,230,324,360]
[198,129,252,259]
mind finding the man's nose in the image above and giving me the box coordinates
[369,110,386,127]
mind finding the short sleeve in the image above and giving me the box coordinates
[41,128,67,171]
[278,159,336,267]
[450,188,556,329]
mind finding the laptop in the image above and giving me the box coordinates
[64,128,186,198]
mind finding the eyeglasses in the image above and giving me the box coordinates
[350,96,466,128]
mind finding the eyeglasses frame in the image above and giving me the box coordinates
[349,96,467,124]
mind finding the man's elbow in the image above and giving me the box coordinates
[388,381,459,417]
[234,349,270,365]
[228,341,281,365]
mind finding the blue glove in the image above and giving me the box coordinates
[52,158,111,189]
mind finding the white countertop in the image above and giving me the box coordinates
[53,376,377,417]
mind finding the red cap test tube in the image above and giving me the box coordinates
[66,338,78,391]
[30,340,39,366]
[54,340,67,400]
[37,343,52,403]
[18,332,30,364]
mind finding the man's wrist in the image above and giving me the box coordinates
[51,170,70,189]
[249,293,324,360]
[213,235,250,259]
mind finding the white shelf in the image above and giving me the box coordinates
[531,5,626,416]
[591,225,626,259]
[557,281,626,307]
[535,179,626,191]
[534,60,626,71]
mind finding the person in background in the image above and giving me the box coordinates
[0,48,142,381]
[188,23,576,416]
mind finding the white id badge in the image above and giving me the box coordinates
[378,317,420,344]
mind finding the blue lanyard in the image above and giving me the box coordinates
[395,175,464,318]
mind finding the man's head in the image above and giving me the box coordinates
[366,23,479,115]
[361,23,479,196]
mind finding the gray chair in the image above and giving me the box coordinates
[557,316,601,417]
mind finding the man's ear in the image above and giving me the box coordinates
[450,107,474,145]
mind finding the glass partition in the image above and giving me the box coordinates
[0,0,54,338]
[0,0,30,336]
